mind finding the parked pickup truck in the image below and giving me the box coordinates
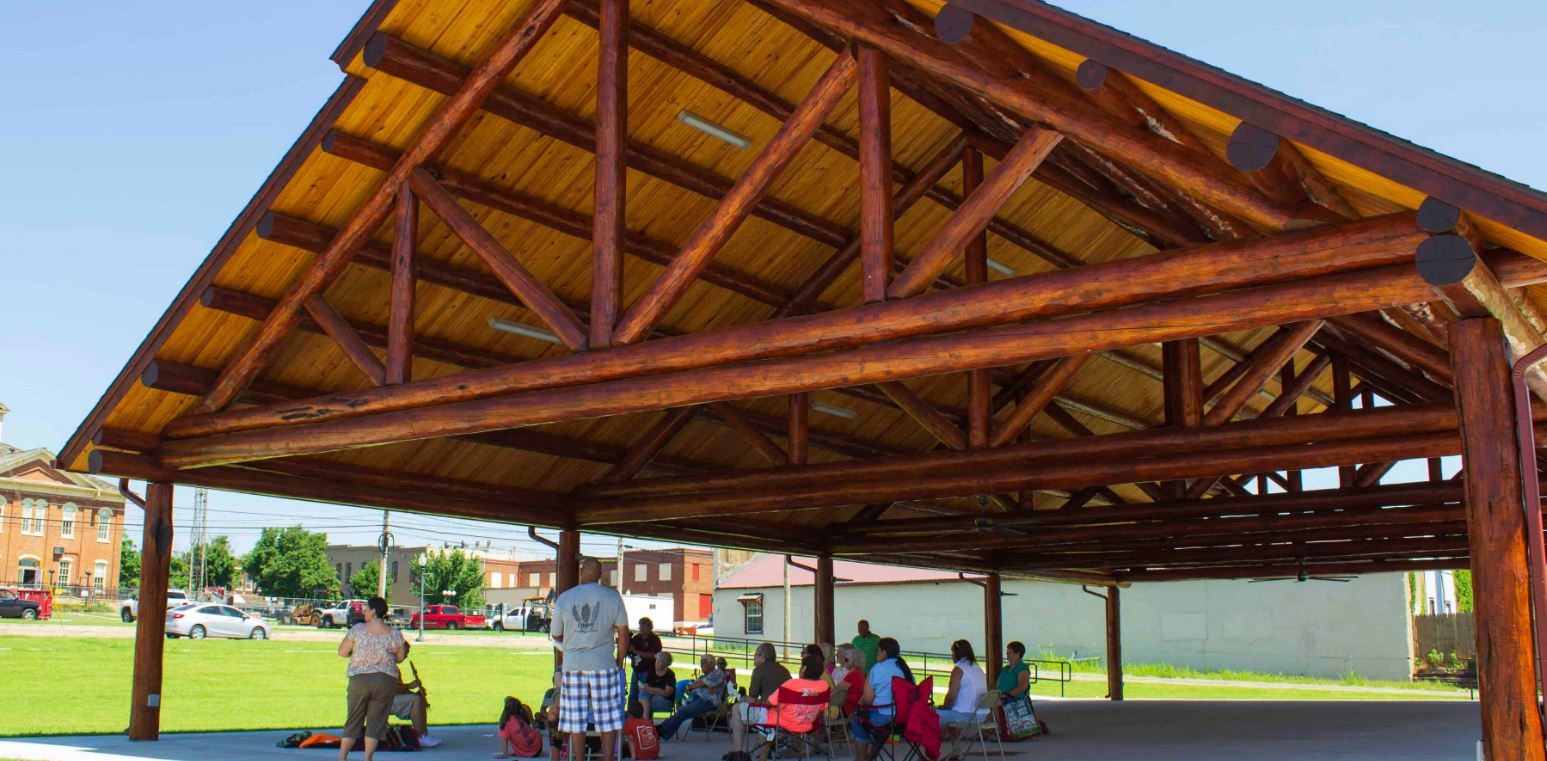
[121,590,189,622]
[410,604,485,631]
[315,599,367,629]
[491,600,550,632]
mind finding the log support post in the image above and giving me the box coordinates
[789,393,810,465]
[1106,586,1124,701]
[553,527,582,668]
[815,552,835,646]
[963,145,992,447]
[857,44,892,304]
[1162,338,1202,497]
[985,572,1003,684]
[385,187,417,384]
[1332,355,1356,487]
[128,481,174,741]
[1450,317,1546,761]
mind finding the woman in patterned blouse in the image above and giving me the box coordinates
[336,596,407,760]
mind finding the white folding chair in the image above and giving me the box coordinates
[958,690,1004,761]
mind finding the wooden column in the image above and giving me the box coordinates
[1332,355,1356,487]
[789,393,809,465]
[1450,317,1546,761]
[857,44,892,304]
[815,553,835,646]
[590,0,627,348]
[984,572,1003,684]
[1162,339,1202,496]
[556,528,581,595]
[963,146,991,447]
[385,187,417,384]
[1105,586,1124,701]
[128,481,173,741]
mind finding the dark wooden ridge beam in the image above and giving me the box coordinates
[164,211,1435,443]
[320,131,791,308]
[159,249,1547,468]
[361,31,850,249]
[191,0,570,415]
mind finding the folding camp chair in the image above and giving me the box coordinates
[895,677,937,761]
[853,704,898,761]
[954,690,1003,761]
[756,685,831,761]
[825,705,855,759]
[696,691,735,741]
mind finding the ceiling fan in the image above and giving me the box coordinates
[1249,558,1356,584]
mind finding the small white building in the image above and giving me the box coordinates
[714,555,1415,681]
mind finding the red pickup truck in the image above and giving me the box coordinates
[410,604,486,630]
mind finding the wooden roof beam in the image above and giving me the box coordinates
[320,131,792,308]
[877,380,968,451]
[704,403,790,466]
[1116,558,1466,583]
[601,407,698,482]
[191,0,570,415]
[302,294,387,385]
[158,214,1454,445]
[164,248,1534,468]
[361,32,850,249]
[613,50,858,343]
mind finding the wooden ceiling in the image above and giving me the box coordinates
[64,0,1547,583]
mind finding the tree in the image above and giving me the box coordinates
[120,536,141,587]
[202,536,238,589]
[349,561,391,600]
[1454,570,1474,613]
[169,552,191,591]
[242,526,339,599]
[412,549,485,608]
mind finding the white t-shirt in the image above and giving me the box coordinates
[551,582,628,672]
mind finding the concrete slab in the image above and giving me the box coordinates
[0,701,1481,761]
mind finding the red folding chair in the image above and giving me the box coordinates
[765,685,832,760]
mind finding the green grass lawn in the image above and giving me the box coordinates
[1,635,1468,738]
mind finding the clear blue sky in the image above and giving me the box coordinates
[1,1,1540,554]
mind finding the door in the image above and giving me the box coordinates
[221,606,252,636]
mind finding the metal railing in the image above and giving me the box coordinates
[664,632,1073,697]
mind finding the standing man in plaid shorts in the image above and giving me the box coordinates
[553,557,631,761]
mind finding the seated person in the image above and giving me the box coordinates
[639,652,677,716]
[657,654,727,741]
[390,643,440,748]
[623,702,660,761]
[828,645,866,720]
[540,671,566,761]
[498,696,543,759]
[852,638,907,761]
[729,643,793,751]
[750,654,830,761]
[935,640,987,760]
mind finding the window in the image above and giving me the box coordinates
[491,572,503,588]
[21,499,45,536]
[337,563,344,579]
[529,572,540,587]
[659,562,671,582]
[346,562,352,580]
[17,558,41,589]
[60,503,77,539]
[57,558,73,586]
[634,563,647,583]
[0,498,6,531]
[692,564,701,582]
[94,562,108,594]
[392,560,400,581]
[743,597,763,634]
[97,509,114,542]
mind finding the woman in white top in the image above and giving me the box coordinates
[336,596,407,761]
[935,639,988,760]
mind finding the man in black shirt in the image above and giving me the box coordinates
[629,617,664,708]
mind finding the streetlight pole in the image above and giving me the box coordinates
[417,553,428,643]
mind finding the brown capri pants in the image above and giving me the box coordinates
[344,672,400,740]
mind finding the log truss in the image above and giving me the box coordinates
[66,0,1547,585]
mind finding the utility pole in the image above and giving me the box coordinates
[616,536,624,590]
[783,556,791,658]
[190,488,208,597]
[377,511,392,599]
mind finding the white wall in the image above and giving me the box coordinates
[713,573,1414,681]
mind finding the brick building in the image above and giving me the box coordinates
[0,404,125,593]
[620,548,714,622]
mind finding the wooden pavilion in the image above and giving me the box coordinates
[62,0,1547,756]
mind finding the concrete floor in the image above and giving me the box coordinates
[0,701,1481,761]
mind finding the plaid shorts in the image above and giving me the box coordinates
[559,668,626,734]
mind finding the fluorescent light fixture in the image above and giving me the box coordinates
[488,316,561,344]
[811,402,858,420]
[677,110,751,149]
[986,257,1015,277]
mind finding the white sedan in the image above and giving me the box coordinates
[165,604,271,640]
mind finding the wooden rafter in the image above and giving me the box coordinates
[189,0,570,414]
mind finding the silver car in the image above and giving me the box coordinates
[165,603,271,640]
